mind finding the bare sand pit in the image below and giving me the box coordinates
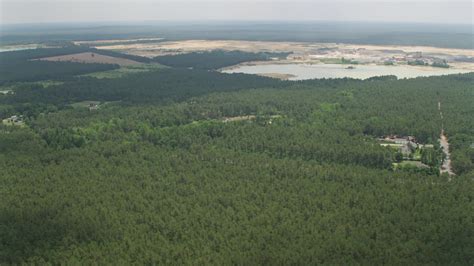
[95,40,306,57]
[95,39,473,57]
[73,38,163,46]
[92,39,474,71]
[36,52,141,66]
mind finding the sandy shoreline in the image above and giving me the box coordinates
[93,39,474,71]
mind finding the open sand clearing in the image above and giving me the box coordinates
[36,52,140,66]
[95,39,474,57]
[73,38,163,46]
[95,40,307,57]
[93,39,474,70]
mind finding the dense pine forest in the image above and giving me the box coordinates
[155,51,290,70]
[0,47,473,264]
[0,47,153,85]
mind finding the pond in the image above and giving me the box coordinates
[222,63,472,80]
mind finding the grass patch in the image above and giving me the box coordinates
[34,80,64,88]
[393,160,429,170]
[0,80,64,92]
[70,100,120,109]
[413,149,422,161]
[70,101,101,109]
[320,102,340,112]
[81,64,165,79]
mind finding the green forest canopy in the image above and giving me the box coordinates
[0,48,473,264]
[154,50,290,70]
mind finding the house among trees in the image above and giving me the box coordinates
[379,135,419,157]
[381,135,417,145]
[3,115,24,126]
[89,102,99,111]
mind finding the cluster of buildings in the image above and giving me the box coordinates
[89,102,100,111]
[287,46,452,67]
[379,135,419,157]
[378,135,433,159]
[384,52,449,67]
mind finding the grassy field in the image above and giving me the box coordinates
[70,100,101,109]
[70,100,121,109]
[0,64,164,96]
[393,160,429,169]
[0,80,64,92]
[81,64,165,79]
[34,80,64,88]
[412,148,422,160]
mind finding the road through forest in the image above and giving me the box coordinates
[438,100,455,176]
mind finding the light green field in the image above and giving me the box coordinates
[81,64,165,79]
[0,64,162,93]
[393,160,429,169]
[412,149,422,160]
[70,100,120,109]
[34,80,64,87]
[0,80,64,92]
[70,101,101,109]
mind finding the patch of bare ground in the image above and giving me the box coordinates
[438,100,455,176]
[95,40,305,57]
[73,38,163,46]
[222,115,282,123]
[223,115,256,122]
[93,39,474,71]
[35,52,140,66]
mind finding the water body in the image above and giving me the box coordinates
[223,63,472,80]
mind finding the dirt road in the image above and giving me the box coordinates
[438,101,455,176]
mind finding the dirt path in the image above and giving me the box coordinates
[438,100,455,176]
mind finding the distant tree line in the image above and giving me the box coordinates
[154,50,290,69]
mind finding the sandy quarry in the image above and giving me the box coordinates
[95,40,307,57]
[36,52,141,66]
[94,39,474,57]
[92,39,474,70]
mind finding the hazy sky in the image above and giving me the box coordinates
[1,0,472,25]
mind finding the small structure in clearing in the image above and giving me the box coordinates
[222,115,256,123]
[378,135,437,170]
[2,115,24,126]
[222,115,282,124]
[379,135,419,157]
[89,102,99,111]
[70,100,102,110]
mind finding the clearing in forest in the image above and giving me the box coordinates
[81,64,164,79]
[36,52,140,66]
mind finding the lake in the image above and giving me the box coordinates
[222,63,472,80]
